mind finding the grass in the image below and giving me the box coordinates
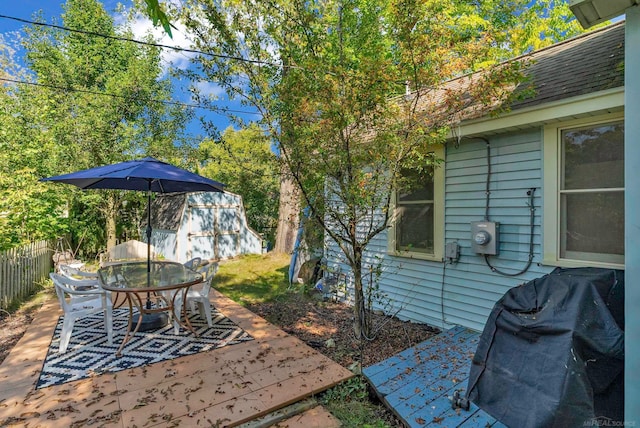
[2,278,52,314]
[213,252,293,304]
[320,376,393,428]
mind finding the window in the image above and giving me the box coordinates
[543,115,624,268]
[388,148,444,261]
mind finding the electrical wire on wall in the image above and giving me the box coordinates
[440,251,459,329]
[477,137,537,277]
[485,188,536,276]
[440,240,460,327]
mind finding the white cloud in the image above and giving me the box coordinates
[113,5,196,74]
[194,80,226,100]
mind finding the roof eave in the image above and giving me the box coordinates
[454,86,624,139]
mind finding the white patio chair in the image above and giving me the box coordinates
[160,256,203,318]
[183,257,202,270]
[169,262,218,332]
[57,264,123,306]
[187,263,219,326]
[50,273,113,353]
[58,264,99,281]
[98,239,156,266]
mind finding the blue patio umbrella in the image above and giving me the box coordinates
[42,157,225,327]
[41,156,225,193]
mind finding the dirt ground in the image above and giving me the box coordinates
[0,306,40,366]
[246,292,439,370]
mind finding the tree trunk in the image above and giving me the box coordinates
[105,193,118,250]
[273,166,300,254]
[351,247,369,339]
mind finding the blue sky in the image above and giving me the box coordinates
[0,1,255,142]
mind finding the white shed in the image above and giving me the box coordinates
[148,191,263,262]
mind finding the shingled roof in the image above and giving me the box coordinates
[511,20,625,110]
[337,22,625,145]
[393,21,626,131]
[150,193,185,230]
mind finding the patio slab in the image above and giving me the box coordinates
[0,289,353,427]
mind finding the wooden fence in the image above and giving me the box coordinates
[0,240,52,310]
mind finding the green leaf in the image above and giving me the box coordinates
[143,0,173,38]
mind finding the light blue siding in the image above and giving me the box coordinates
[325,128,555,332]
[439,129,552,330]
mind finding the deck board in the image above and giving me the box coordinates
[0,290,354,427]
[363,326,501,427]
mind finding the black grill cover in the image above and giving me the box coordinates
[466,268,624,428]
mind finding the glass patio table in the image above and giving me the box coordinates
[98,261,203,357]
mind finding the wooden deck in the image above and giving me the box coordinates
[0,289,352,427]
[363,326,506,428]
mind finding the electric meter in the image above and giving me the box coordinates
[471,221,499,255]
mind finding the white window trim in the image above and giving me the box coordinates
[542,112,625,269]
[387,146,445,262]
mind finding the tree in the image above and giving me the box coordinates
[273,167,300,254]
[0,0,190,254]
[142,0,174,37]
[174,0,583,338]
[199,125,280,244]
[0,36,69,250]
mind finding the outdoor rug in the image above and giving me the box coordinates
[36,306,253,389]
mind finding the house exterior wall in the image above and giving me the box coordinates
[439,129,552,331]
[322,18,632,417]
[325,127,554,332]
[324,80,625,336]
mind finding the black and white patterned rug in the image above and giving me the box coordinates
[37,306,253,389]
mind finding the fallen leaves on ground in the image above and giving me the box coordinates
[247,292,439,368]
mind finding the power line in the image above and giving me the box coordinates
[0,77,260,116]
[0,76,251,142]
[0,14,289,69]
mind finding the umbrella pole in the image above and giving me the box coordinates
[146,188,152,294]
[135,184,168,331]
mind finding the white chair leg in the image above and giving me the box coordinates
[103,295,113,345]
[104,311,113,345]
[59,317,75,353]
[199,299,213,327]
[173,310,181,334]
[164,291,182,334]
[173,296,182,334]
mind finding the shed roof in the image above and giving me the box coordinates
[151,193,185,230]
[149,191,242,231]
